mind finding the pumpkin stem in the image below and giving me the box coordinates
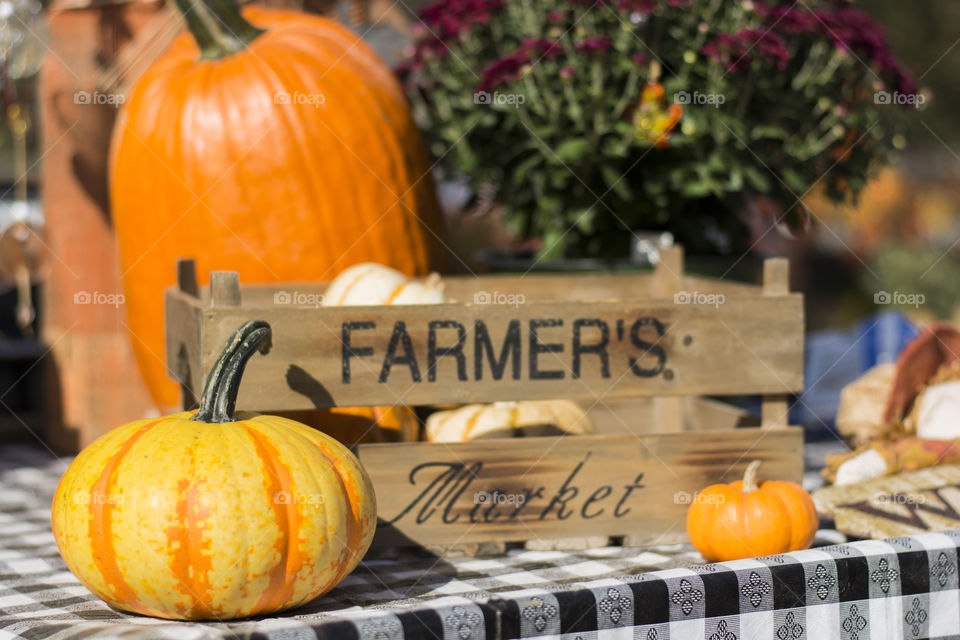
[192,320,272,423]
[171,0,265,60]
[742,460,762,493]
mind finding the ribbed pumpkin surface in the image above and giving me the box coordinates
[425,400,594,442]
[110,7,443,410]
[51,411,376,619]
[685,461,818,562]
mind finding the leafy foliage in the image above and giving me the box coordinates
[399,0,918,258]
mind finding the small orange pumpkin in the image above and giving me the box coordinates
[52,321,377,620]
[686,461,817,562]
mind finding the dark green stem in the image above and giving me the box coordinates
[192,320,272,423]
[172,0,265,60]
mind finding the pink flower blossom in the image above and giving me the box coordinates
[575,36,613,54]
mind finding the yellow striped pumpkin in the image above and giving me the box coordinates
[51,321,376,620]
[322,262,445,306]
[425,400,594,442]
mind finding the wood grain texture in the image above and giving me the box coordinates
[209,272,241,308]
[653,245,683,298]
[761,257,792,427]
[165,288,203,409]
[192,271,763,307]
[176,259,199,298]
[584,396,754,435]
[653,247,684,431]
[166,292,803,411]
[359,427,803,548]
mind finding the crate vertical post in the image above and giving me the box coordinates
[761,258,791,427]
[166,258,207,412]
[172,259,200,409]
[176,258,199,298]
[653,245,684,297]
[654,245,684,432]
[209,271,241,308]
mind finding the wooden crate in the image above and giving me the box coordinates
[165,248,804,552]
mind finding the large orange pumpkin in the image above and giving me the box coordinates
[686,461,817,562]
[110,0,444,411]
[52,320,377,619]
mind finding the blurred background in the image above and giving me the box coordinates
[0,0,956,448]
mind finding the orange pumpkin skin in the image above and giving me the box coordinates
[52,322,377,620]
[110,6,444,411]
[686,462,817,562]
[52,412,376,619]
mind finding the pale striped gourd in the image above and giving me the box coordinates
[425,400,593,442]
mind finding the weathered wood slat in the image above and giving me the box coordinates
[165,287,203,409]
[359,427,803,549]
[169,296,803,411]
[762,257,792,428]
[195,272,764,308]
[653,247,685,432]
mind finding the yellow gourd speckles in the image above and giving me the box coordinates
[52,321,377,620]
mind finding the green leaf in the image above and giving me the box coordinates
[725,167,744,192]
[781,167,807,193]
[681,179,713,198]
[510,153,543,184]
[743,165,771,192]
[750,125,792,141]
[553,138,591,163]
[600,165,632,200]
[550,170,573,189]
[571,207,597,234]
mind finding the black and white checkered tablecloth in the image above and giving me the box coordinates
[2,444,959,640]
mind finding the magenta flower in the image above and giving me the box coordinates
[739,28,790,69]
[754,3,820,33]
[478,51,529,92]
[575,36,613,54]
[702,27,788,71]
[753,1,916,95]
[701,33,747,71]
[616,0,690,12]
[418,0,505,41]
[523,38,564,60]
[477,38,564,91]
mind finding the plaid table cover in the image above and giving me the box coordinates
[3,444,958,640]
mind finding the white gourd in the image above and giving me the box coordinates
[426,400,594,442]
[915,380,960,440]
[834,448,888,485]
[323,262,445,307]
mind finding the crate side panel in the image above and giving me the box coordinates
[441,272,659,303]
[165,289,204,408]
[359,427,803,548]
[221,273,662,308]
[199,296,803,410]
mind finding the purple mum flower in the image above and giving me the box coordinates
[752,1,916,96]
[575,36,613,54]
[478,50,529,92]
